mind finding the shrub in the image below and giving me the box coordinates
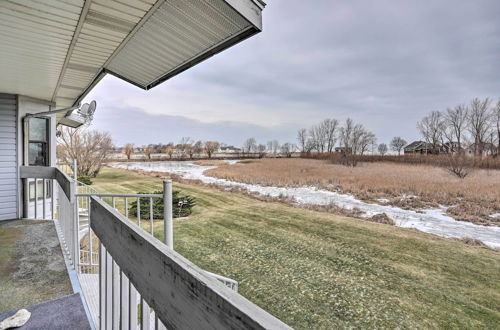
[128,190,195,218]
[78,176,93,185]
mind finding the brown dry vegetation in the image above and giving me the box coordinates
[204,158,500,226]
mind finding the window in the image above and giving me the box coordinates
[29,180,52,201]
[28,117,49,166]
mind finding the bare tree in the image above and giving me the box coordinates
[444,154,473,179]
[378,143,388,156]
[390,137,407,156]
[445,104,468,153]
[338,118,357,165]
[163,144,175,159]
[339,118,354,152]
[417,111,445,153]
[468,97,492,156]
[203,141,220,158]
[123,143,134,160]
[57,127,112,177]
[256,144,267,158]
[271,140,280,155]
[280,143,295,157]
[193,141,203,156]
[323,118,339,153]
[351,123,367,156]
[309,122,327,152]
[243,138,257,154]
[144,146,154,160]
[178,137,193,159]
[266,140,279,155]
[297,128,308,153]
[359,130,376,155]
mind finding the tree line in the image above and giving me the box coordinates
[417,97,500,156]
[122,138,222,160]
[241,138,296,158]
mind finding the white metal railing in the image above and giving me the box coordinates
[205,271,239,291]
[91,197,290,330]
[20,164,247,329]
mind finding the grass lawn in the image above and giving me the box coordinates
[92,167,500,329]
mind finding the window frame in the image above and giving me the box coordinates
[27,116,50,166]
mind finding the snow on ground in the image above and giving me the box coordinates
[111,161,500,250]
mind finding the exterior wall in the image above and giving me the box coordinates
[16,96,57,219]
[0,94,18,220]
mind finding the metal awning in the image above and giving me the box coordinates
[0,0,264,120]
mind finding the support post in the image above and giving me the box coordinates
[70,178,79,268]
[163,180,173,249]
[73,159,78,182]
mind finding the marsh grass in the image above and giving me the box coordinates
[205,158,500,225]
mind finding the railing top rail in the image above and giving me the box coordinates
[77,193,162,198]
[204,271,239,285]
[90,196,291,330]
[20,166,74,201]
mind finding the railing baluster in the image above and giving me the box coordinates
[112,260,120,329]
[121,272,130,329]
[42,179,46,219]
[34,178,38,219]
[51,179,54,220]
[99,244,105,330]
[112,196,116,209]
[164,180,173,248]
[75,192,80,270]
[141,298,150,330]
[125,197,128,219]
[150,197,154,236]
[106,251,112,330]
[129,282,138,330]
[137,197,141,227]
[88,196,92,273]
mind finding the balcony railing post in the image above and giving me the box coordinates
[70,177,79,268]
[73,159,77,182]
[163,180,173,249]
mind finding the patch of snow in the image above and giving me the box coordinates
[224,159,240,165]
[376,198,390,203]
[491,213,500,219]
[111,161,500,250]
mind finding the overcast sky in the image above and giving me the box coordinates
[84,0,500,147]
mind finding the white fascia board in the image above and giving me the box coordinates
[225,0,264,30]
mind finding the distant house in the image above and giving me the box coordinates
[219,146,241,153]
[335,147,352,153]
[404,141,435,154]
[465,142,495,157]
[110,146,123,153]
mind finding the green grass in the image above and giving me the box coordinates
[92,167,500,329]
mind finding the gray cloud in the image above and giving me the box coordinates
[85,0,500,146]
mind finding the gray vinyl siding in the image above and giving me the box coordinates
[0,94,18,220]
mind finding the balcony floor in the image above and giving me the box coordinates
[0,219,73,312]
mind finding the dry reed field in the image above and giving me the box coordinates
[205,158,500,225]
